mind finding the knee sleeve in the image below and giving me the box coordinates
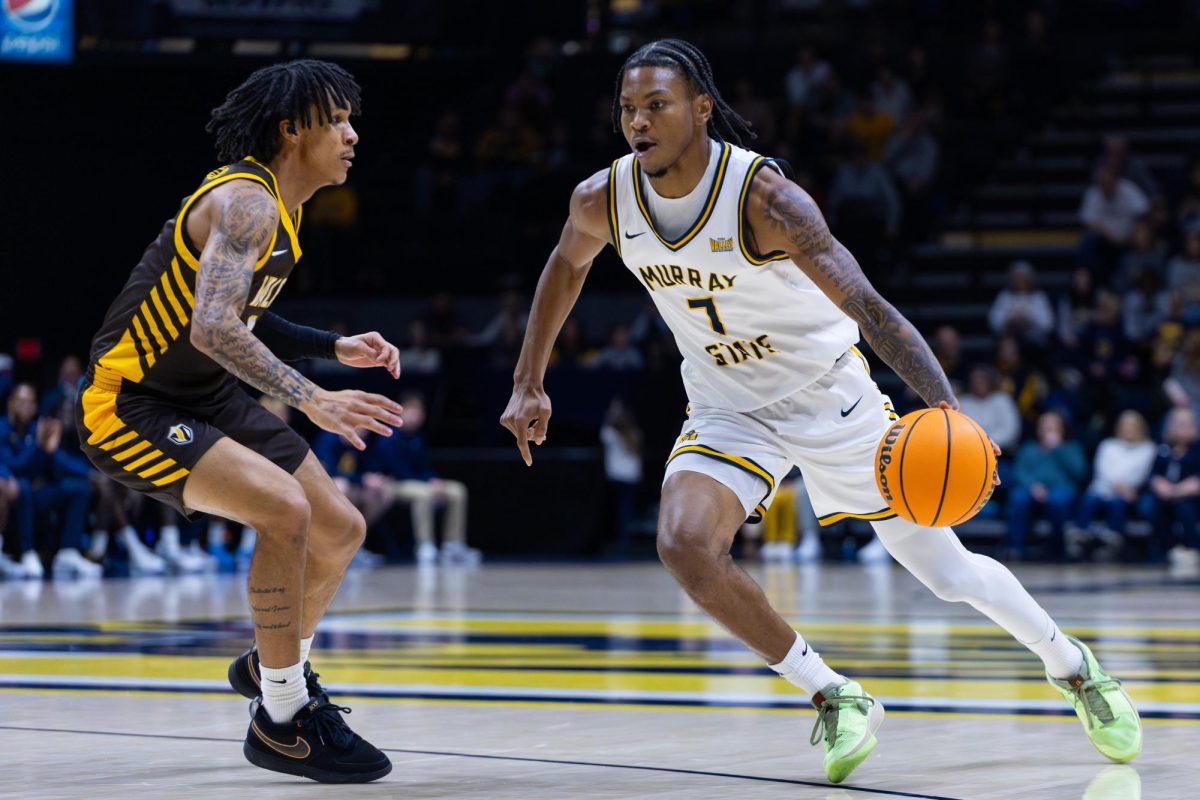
[871,516,994,604]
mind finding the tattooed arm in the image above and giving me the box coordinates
[190,181,404,450]
[190,182,318,407]
[745,168,956,408]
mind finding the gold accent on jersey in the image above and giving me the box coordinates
[112,440,152,462]
[79,385,191,487]
[608,159,622,258]
[666,443,776,514]
[737,156,790,266]
[817,508,897,527]
[632,142,731,252]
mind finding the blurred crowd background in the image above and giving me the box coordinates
[5,0,1200,575]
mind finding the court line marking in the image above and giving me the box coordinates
[0,724,966,800]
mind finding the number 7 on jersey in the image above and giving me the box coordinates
[686,297,726,335]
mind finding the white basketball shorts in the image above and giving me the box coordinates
[663,347,900,526]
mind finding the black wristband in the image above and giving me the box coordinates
[254,312,340,361]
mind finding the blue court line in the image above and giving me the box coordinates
[0,724,964,800]
[1,681,1197,721]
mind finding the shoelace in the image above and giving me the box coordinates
[306,669,329,701]
[303,702,360,749]
[809,694,875,747]
[1070,677,1121,730]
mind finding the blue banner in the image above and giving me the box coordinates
[1,0,73,64]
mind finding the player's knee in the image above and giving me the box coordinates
[257,483,311,544]
[342,502,367,549]
[656,521,717,572]
[926,568,986,604]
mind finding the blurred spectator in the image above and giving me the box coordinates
[422,292,467,348]
[1166,228,1200,320]
[1006,410,1087,559]
[38,355,83,418]
[1067,410,1156,559]
[872,66,912,122]
[882,111,939,240]
[314,430,393,561]
[599,398,643,554]
[958,365,1021,452]
[1078,162,1149,276]
[1139,407,1200,566]
[1115,219,1168,292]
[472,290,528,346]
[995,334,1047,421]
[398,321,442,374]
[845,91,896,160]
[1098,134,1160,200]
[731,79,776,148]
[0,383,98,579]
[593,325,645,370]
[1174,156,1200,232]
[988,260,1055,347]
[784,46,832,115]
[550,316,595,367]
[1124,268,1171,343]
[0,354,12,407]
[0,462,22,578]
[1077,292,1138,424]
[415,110,464,218]
[372,392,477,566]
[1056,268,1097,350]
[629,300,672,348]
[966,19,1011,115]
[932,325,967,388]
[474,106,542,168]
[1163,329,1200,416]
[826,144,900,244]
[1013,10,1055,118]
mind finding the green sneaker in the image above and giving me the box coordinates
[809,680,885,784]
[1047,636,1142,763]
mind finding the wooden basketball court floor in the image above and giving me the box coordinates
[1,561,1196,799]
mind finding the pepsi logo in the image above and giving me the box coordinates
[3,0,58,33]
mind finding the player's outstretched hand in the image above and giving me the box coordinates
[500,384,552,466]
[302,388,404,451]
[335,332,401,379]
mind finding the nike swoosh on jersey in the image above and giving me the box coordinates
[840,396,863,417]
[624,231,645,239]
[271,248,290,256]
[251,720,312,759]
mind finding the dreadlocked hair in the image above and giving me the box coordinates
[611,39,754,145]
[206,59,362,164]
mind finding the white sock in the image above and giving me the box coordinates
[1026,616,1085,679]
[260,661,309,723]
[299,635,314,666]
[769,632,845,696]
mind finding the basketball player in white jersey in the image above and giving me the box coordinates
[501,40,1141,783]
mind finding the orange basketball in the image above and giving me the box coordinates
[874,408,997,527]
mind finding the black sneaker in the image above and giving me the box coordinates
[244,697,392,783]
[228,645,327,701]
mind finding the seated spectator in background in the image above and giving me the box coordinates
[872,66,913,123]
[473,106,542,171]
[989,260,1055,348]
[0,354,12,407]
[549,316,595,367]
[995,334,1046,421]
[731,79,776,148]
[398,321,442,374]
[415,110,464,219]
[599,398,643,555]
[1174,156,1200,233]
[958,365,1021,453]
[783,46,832,138]
[1164,328,1200,418]
[1056,268,1096,351]
[38,355,83,419]
[1123,268,1171,343]
[882,111,939,241]
[1098,134,1159,200]
[1077,292,1138,425]
[472,290,528,346]
[592,325,645,370]
[1166,227,1200,323]
[372,392,477,566]
[1078,162,1149,276]
[314,430,392,562]
[0,383,98,579]
[0,462,22,578]
[1006,410,1087,559]
[1115,219,1167,292]
[845,91,896,161]
[1138,407,1200,566]
[827,143,901,245]
[932,325,967,389]
[422,292,467,348]
[1067,410,1157,559]
[965,19,1011,116]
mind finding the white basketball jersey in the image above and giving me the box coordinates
[608,140,859,411]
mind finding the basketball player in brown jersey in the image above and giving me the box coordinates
[501,39,1141,783]
[78,60,396,783]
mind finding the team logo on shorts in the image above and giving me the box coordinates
[678,429,699,443]
[168,424,194,446]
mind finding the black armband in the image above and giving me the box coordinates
[253,312,340,361]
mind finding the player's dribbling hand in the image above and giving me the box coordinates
[500,384,552,466]
[303,388,404,451]
[938,400,1002,484]
[335,332,401,379]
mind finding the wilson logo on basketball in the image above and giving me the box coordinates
[876,422,904,502]
[168,424,194,446]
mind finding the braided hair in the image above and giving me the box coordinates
[611,39,754,145]
[206,59,362,164]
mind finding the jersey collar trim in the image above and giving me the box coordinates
[631,141,731,252]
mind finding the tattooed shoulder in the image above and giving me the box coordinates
[214,181,279,256]
[750,169,833,258]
